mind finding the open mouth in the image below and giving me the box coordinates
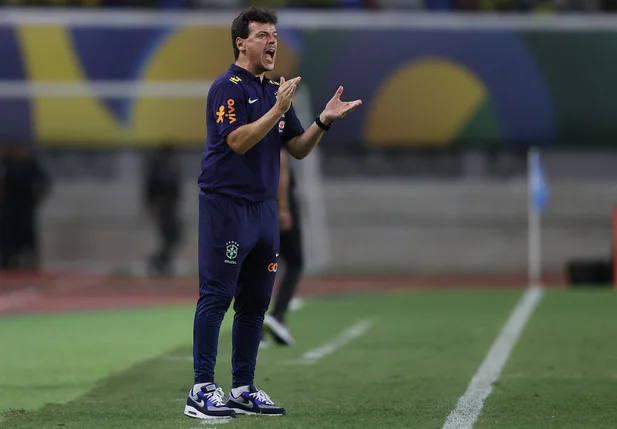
[265,47,276,62]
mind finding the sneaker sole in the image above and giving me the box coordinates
[232,408,285,416]
[184,405,235,419]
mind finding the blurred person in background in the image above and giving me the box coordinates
[0,142,50,271]
[143,142,183,277]
[261,140,305,348]
[0,143,6,269]
[159,0,189,8]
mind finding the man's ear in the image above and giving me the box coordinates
[236,37,245,55]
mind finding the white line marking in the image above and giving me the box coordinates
[1,10,617,31]
[442,287,544,429]
[0,81,213,99]
[187,419,231,427]
[199,418,231,425]
[289,319,373,365]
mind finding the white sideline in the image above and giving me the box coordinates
[442,287,544,429]
[289,319,373,365]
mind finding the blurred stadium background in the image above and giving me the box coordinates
[1,0,617,282]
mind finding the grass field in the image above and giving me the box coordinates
[1,287,616,428]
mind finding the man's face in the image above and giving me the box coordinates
[239,22,277,73]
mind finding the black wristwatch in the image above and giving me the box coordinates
[315,115,332,131]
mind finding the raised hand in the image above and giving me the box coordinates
[320,86,362,123]
[274,76,301,114]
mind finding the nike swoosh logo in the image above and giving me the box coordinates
[231,397,253,408]
[248,98,258,104]
[276,253,279,257]
[195,398,205,408]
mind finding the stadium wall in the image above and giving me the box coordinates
[37,149,615,276]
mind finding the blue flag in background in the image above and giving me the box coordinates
[530,150,549,211]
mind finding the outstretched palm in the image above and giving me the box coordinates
[322,86,362,122]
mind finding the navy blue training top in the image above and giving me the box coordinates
[198,64,305,203]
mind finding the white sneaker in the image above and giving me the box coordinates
[225,385,285,416]
[289,297,304,312]
[184,383,236,419]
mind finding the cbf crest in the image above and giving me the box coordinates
[225,241,239,264]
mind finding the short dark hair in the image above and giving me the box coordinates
[231,7,278,60]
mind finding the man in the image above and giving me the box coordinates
[0,144,6,268]
[144,143,183,276]
[262,148,304,346]
[184,7,362,420]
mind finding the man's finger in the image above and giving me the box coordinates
[346,100,362,110]
[281,78,298,93]
[282,83,296,97]
[279,79,290,91]
[282,76,300,89]
[338,100,362,116]
[284,84,297,98]
[279,84,293,98]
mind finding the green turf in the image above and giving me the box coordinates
[0,305,197,414]
[476,289,617,429]
[1,290,522,429]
